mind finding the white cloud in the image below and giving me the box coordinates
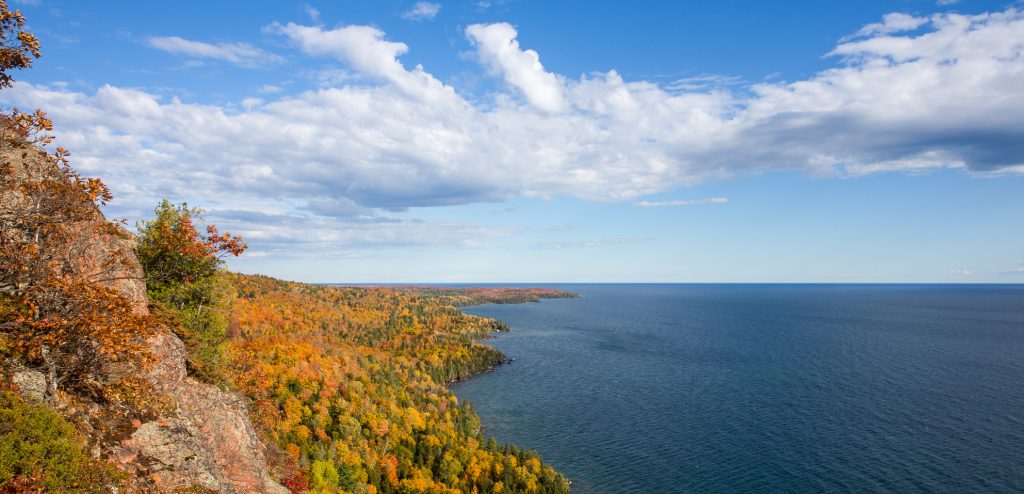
[208,209,515,257]
[5,8,1024,257]
[241,97,262,110]
[146,36,283,67]
[1004,261,1024,274]
[402,2,441,21]
[466,23,568,112]
[269,22,455,101]
[635,198,728,208]
[302,3,320,23]
[849,13,928,38]
[665,74,743,92]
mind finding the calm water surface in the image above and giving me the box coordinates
[450,284,1024,493]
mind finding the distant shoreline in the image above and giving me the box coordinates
[446,289,577,385]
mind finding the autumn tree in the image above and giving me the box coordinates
[0,114,153,400]
[0,5,155,402]
[136,200,246,382]
[0,0,40,88]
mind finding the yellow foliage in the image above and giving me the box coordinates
[219,273,570,493]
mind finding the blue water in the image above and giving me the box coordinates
[450,284,1024,493]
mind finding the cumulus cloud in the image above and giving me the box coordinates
[402,2,441,21]
[270,22,456,100]
[635,198,728,207]
[146,36,283,67]
[466,23,567,112]
[5,8,1024,256]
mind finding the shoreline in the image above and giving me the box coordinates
[447,295,576,491]
[446,290,577,384]
[446,326,515,386]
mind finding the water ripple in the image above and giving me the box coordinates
[452,284,1024,493]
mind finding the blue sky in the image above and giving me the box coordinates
[6,0,1024,282]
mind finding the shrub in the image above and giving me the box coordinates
[0,390,122,492]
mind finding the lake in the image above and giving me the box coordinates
[451,284,1024,493]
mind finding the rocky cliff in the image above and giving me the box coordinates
[2,147,286,493]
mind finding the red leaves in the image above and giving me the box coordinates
[205,224,248,259]
[139,203,247,271]
[280,472,310,494]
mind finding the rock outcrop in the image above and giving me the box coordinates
[113,332,287,493]
[2,147,286,493]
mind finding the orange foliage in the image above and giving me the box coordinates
[221,273,571,493]
[0,0,40,88]
[1,104,153,401]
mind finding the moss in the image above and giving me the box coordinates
[0,390,122,492]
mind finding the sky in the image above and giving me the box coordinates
[4,0,1024,283]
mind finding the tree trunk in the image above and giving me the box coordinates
[40,344,59,401]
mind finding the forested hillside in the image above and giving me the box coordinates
[131,198,576,493]
[220,274,573,493]
[130,199,576,492]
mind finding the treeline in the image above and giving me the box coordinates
[389,286,578,307]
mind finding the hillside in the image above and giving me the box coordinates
[221,274,574,493]
[1,136,288,492]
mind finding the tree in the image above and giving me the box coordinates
[1,98,153,401]
[0,2,156,402]
[135,200,245,382]
[136,200,245,296]
[0,0,40,88]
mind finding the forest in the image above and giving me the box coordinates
[135,202,577,493]
[217,274,574,493]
